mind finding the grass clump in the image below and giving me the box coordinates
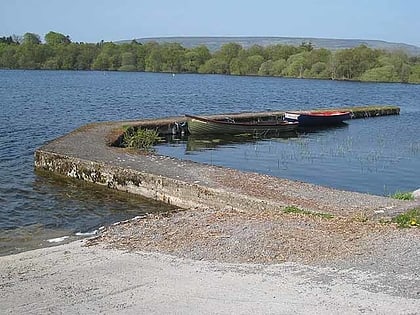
[283,206,334,219]
[123,126,161,151]
[390,191,414,201]
[392,208,420,228]
[352,211,369,222]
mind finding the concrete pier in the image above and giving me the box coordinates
[34,105,416,221]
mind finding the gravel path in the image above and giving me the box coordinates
[88,207,388,264]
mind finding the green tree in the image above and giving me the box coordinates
[132,44,146,71]
[360,65,398,82]
[408,64,420,83]
[244,54,264,75]
[308,48,331,64]
[307,61,329,78]
[0,44,18,68]
[145,47,162,72]
[92,52,111,70]
[299,41,314,52]
[16,46,37,68]
[75,43,99,70]
[334,49,355,79]
[215,43,242,73]
[45,31,71,45]
[335,45,380,80]
[119,52,136,71]
[22,32,41,45]
[271,59,287,76]
[54,44,80,69]
[352,45,380,78]
[265,44,299,61]
[219,43,242,63]
[258,60,274,76]
[283,52,310,77]
[16,43,50,69]
[0,36,17,44]
[386,51,410,82]
[229,57,245,75]
[247,44,265,58]
[198,58,228,74]
[400,64,411,83]
[161,42,185,72]
[358,52,412,83]
[183,46,210,72]
[258,58,287,76]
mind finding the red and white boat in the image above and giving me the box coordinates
[284,110,352,126]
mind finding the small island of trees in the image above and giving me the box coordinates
[1,31,420,83]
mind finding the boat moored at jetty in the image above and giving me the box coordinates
[284,111,352,126]
[186,114,299,135]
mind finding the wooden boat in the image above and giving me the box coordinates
[284,110,351,126]
[185,114,299,135]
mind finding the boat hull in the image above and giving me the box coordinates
[284,111,351,126]
[186,114,298,135]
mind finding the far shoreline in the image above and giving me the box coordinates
[1,68,419,85]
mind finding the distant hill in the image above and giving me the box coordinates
[120,36,420,55]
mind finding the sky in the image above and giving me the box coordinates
[1,0,419,47]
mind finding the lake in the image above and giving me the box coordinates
[1,70,419,256]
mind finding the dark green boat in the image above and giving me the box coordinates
[185,114,299,135]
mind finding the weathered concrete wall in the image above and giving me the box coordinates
[34,150,287,214]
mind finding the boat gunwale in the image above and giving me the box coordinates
[285,111,351,117]
[185,114,298,127]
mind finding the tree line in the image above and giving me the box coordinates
[1,31,420,83]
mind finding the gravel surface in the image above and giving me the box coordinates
[88,205,418,264]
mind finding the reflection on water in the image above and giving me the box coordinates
[163,130,301,153]
[186,132,299,152]
[161,124,347,153]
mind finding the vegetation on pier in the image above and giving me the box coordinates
[122,127,161,151]
[1,31,420,83]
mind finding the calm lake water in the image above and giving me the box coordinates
[1,70,419,256]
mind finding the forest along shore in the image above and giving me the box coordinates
[1,32,420,83]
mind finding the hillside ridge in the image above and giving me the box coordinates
[120,36,420,55]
